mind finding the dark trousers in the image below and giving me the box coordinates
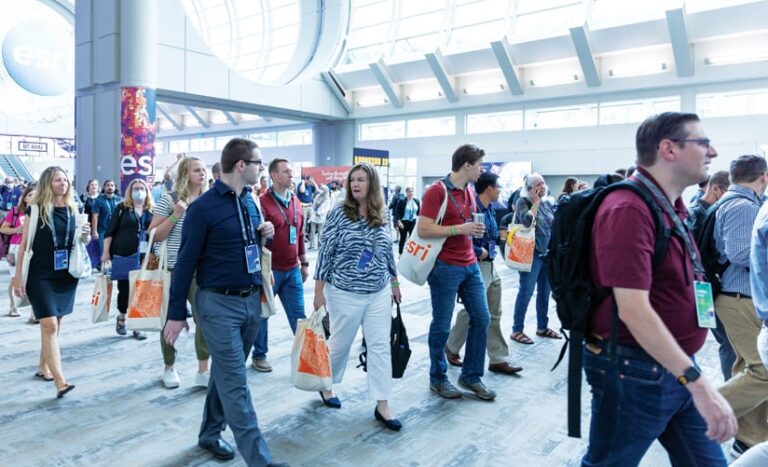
[117,279,129,314]
[397,220,416,256]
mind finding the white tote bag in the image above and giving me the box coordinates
[505,219,536,272]
[291,306,332,392]
[397,182,448,285]
[90,272,112,323]
[253,192,278,318]
[126,229,171,331]
[20,204,39,287]
[68,224,92,279]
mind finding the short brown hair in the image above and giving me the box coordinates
[268,158,290,177]
[635,112,700,167]
[221,138,258,173]
[451,144,485,172]
[709,170,730,191]
[730,155,767,184]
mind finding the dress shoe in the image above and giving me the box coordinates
[488,362,523,375]
[458,378,496,401]
[319,391,341,408]
[444,347,463,367]
[198,438,235,461]
[374,407,402,431]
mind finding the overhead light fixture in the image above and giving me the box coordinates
[463,83,505,96]
[528,74,580,87]
[705,51,768,66]
[356,97,389,108]
[608,62,668,78]
[406,90,443,102]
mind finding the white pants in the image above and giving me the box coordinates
[732,441,768,467]
[324,284,392,401]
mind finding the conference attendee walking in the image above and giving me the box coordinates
[250,158,308,373]
[101,179,153,341]
[394,186,420,256]
[1,185,34,318]
[91,180,122,254]
[308,185,332,249]
[13,167,90,398]
[314,162,403,430]
[149,156,210,389]
[80,179,101,269]
[163,138,284,466]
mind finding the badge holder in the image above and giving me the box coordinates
[245,244,261,273]
[694,281,716,329]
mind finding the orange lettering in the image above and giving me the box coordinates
[406,240,416,254]
[420,244,432,261]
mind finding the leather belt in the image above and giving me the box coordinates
[203,285,261,297]
[586,337,657,364]
[720,291,751,300]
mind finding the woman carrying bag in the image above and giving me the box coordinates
[1,185,35,318]
[13,167,90,398]
[308,184,331,249]
[101,179,153,341]
[313,162,403,431]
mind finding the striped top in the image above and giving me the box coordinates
[155,192,185,270]
[314,204,397,294]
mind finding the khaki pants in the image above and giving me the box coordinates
[446,260,508,364]
[716,294,768,446]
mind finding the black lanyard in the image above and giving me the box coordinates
[133,209,147,242]
[235,193,257,245]
[49,207,72,250]
[445,183,472,222]
[270,189,298,226]
[634,172,705,276]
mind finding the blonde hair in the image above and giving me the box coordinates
[342,163,386,228]
[173,157,206,203]
[122,179,154,211]
[33,166,78,228]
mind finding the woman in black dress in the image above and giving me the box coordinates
[13,167,91,398]
[81,179,100,269]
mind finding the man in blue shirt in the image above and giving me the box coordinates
[297,175,317,238]
[91,180,122,255]
[445,172,523,375]
[164,138,284,466]
[0,176,22,216]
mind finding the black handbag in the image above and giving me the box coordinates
[357,303,412,379]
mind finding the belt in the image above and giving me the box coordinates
[203,285,261,297]
[720,291,751,299]
[586,337,657,364]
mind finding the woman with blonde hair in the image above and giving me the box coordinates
[2,185,35,317]
[101,178,154,340]
[313,162,403,431]
[13,167,90,397]
[149,156,210,389]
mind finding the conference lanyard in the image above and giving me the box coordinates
[270,190,299,226]
[445,185,472,222]
[49,207,73,250]
[235,193,258,245]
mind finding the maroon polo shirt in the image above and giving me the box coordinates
[420,177,477,267]
[589,168,707,356]
[259,190,305,272]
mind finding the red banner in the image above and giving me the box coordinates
[301,166,352,185]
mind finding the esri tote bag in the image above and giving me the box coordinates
[127,229,171,331]
[397,182,448,285]
[505,219,536,272]
[20,204,39,287]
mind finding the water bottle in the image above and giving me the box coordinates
[174,328,191,352]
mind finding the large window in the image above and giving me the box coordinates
[277,129,313,146]
[249,132,278,147]
[697,89,768,118]
[169,139,190,154]
[360,121,406,140]
[599,96,681,125]
[406,116,455,138]
[190,137,215,152]
[525,104,598,130]
[466,110,523,134]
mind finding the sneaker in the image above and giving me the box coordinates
[132,331,147,340]
[430,380,463,399]
[195,370,210,388]
[162,368,180,389]
[251,358,273,372]
[458,378,497,401]
[730,439,749,459]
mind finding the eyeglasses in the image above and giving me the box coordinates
[671,138,711,149]
[242,159,262,166]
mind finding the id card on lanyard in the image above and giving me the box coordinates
[357,223,375,272]
[135,210,148,254]
[272,191,299,245]
[51,207,72,271]
[236,194,261,273]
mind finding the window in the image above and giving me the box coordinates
[249,132,277,147]
[407,116,455,138]
[525,104,598,130]
[189,137,215,152]
[598,96,681,125]
[360,121,406,140]
[697,89,768,118]
[388,157,418,196]
[466,111,523,134]
[277,129,312,146]
[169,139,189,153]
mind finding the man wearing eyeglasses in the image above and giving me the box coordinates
[713,154,768,458]
[164,138,287,466]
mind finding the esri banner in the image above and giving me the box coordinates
[120,86,156,193]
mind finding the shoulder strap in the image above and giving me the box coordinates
[25,204,39,254]
[170,191,178,203]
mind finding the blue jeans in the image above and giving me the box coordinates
[427,260,490,385]
[196,288,273,466]
[252,266,306,360]
[582,348,726,466]
[512,253,551,333]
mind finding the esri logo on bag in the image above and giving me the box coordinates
[404,239,434,262]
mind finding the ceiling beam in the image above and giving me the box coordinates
[186,106,211,128]
[424,49,458,103]
[666,8,694,77]
[569,24,600,87]
[222,110,241,126]
[321,70,352,113]
[157,103,183,131]
[369,59,403,108]
[490,38,523,96]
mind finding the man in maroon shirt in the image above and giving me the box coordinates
[251,158,309,372]
[583,112,736,465]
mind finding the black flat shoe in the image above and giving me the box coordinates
[198,438,235,461]
[374,407,402,431]
[34,372,54,381]
[56,383,75,399]
[319,391,341,409]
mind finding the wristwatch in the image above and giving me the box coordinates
[676,366,701,385]
[300,262,310,267]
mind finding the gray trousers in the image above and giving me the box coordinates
[196,288,272,467]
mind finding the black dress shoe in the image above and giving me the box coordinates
[319,391,341,408]
[198,438,235,460]
[374,407,402,431]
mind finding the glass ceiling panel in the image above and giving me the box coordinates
[588,0,680,30]
[510,2,584,42]
[684,0,762,12]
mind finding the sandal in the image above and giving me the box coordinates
[34,372,54,381]
[510,332,534,345]
[116,316,127,336]
[56,383,75,399]
[536,328,563,339]
[28,316,39,324]
[8,309,20,317]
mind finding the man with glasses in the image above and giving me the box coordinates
[445,171,523,375]
[164,138,287,466]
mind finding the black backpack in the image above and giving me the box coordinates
[545,179,672,438]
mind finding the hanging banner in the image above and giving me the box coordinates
[353,147,389,188]
[301,166,352,185]
[120,86,156,193]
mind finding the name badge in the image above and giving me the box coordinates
[245,244,261,274]
[54,249,69,271]
[357,248,374,272]
[139,240,148,254]
[694,280,717,329]
[289,225,297,245]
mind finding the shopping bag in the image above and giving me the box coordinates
[259,242,278,318]
[68,225,92,279]
[397,182,448,285]
[291,306,332,391]
[90,273,113,323]
[357,303,412,379]
[127,229,170,331]
[20,204,39,287]
[505,220,536,272]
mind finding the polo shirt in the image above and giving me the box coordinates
[92,194,122,233]
[260,189,305,271]
[420,175,476,267]
[589,168,707,356]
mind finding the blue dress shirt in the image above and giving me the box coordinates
[473,199,498,260]
[715,185,763,297]
[751,202,768,320]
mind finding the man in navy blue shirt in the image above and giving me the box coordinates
[91,180,122,255]
[164,138,283,466]
[0,176,22,215]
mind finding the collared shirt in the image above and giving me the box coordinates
[92,193,123,233]
[750,202,768,320]
[168,180,262,320]
[686,197,712,235]
[514,196,555,254]
[419,174,476,267]
[473,198,498,261]
[297,182,315,204]
[272,189,293,208]
[714,185,763,296]
[260,189,305,271]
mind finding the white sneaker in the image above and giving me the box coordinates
[194,370,210,388]
[162,368,180,389]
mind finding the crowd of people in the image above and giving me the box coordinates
[7,111,768,466]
